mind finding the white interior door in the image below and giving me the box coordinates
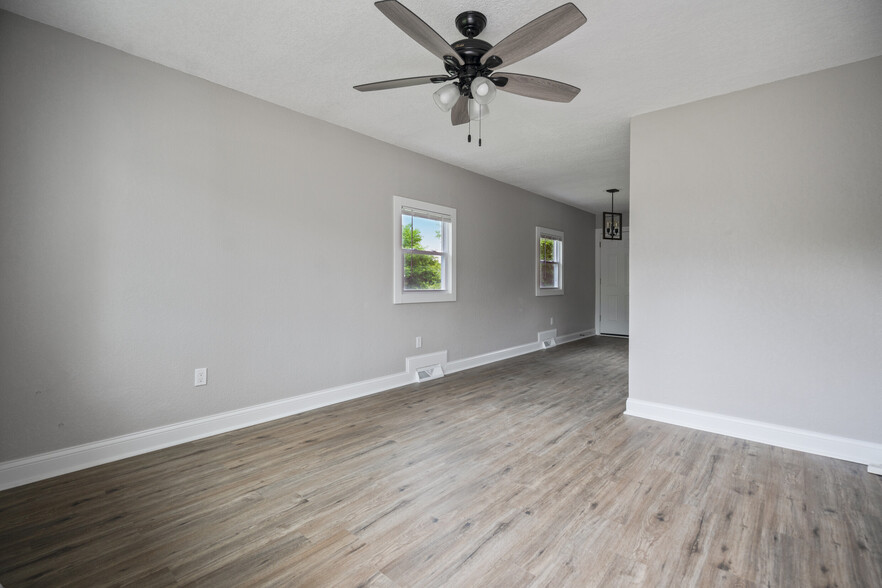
[600,229,629,336]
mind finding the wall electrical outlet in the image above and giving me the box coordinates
[550,316,554,325]
[194,368,207,386]
[415,336,422,349]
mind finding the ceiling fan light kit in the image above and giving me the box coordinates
[355,1,587,145]
[433,83,460,112]
[468,100,489,121]
[470,76,496,105]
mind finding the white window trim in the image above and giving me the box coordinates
[536,226,564,297]
[393,195,456,304]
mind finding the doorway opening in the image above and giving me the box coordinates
[596,227,629,337]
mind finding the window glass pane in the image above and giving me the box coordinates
[402,214,415,248]
[539,262,559,288]
[402,214,444,253]
[536,227,562,296]
[540,237,556,261]
[404,252,443,290]
[413,215,443,252]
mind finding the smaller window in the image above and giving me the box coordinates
[536,227,564,296]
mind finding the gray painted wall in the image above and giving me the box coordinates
[0,12,596,462]
[629,56,882,444]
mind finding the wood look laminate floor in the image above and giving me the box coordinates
[1,337,881,587]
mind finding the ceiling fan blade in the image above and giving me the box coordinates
[493,73,580,103]
[375,1,463,66]
[451,95,468,126]
[481,3,586,69]
[354,75,449,92]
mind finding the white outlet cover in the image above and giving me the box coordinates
[195,368,207,386]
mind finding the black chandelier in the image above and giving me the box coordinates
[603,189,622,240]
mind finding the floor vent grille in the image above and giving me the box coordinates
[416,365,444,382]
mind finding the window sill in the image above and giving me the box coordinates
[394,290,457,304]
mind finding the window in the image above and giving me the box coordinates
[393,196,456,304]
[536,227,564,296]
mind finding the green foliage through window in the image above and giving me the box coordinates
[402,214,443,291]
[539,236,561,289]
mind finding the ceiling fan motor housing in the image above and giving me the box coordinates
[449,11,509,99]
[452,37,491,64]
[450,38,493,98]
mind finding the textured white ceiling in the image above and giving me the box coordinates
[2,0,881,213]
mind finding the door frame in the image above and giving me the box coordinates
[595,226,630,336]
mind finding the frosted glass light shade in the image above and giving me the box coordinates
[468,100,489,120]
[433,84,459,112]
[471,76,496,105]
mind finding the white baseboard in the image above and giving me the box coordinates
[625,398,882,475]
[444,329,594,374]
[0,330,597,491]
[445,341,540,374]
[556,329,596,345]
[0,370,413,491]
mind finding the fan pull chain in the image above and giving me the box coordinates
[479,111,482,147]
[467,118,472,143]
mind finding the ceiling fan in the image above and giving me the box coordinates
[354,1,587,144]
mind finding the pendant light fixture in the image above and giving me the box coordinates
[603,189,622,240]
